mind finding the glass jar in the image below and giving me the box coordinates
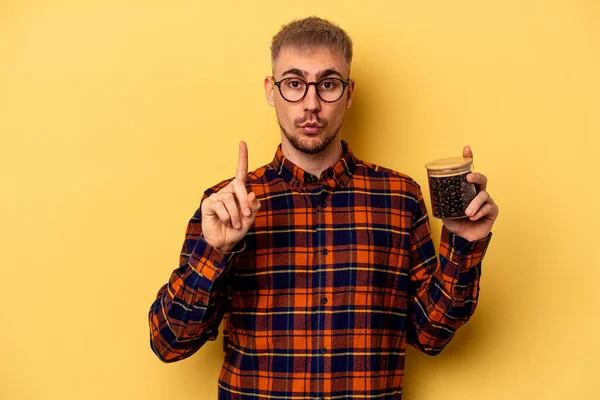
[424,156,476,219]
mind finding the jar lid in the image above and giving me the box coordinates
[425,156,473,171]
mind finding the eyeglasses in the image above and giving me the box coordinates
[272,76,351,103]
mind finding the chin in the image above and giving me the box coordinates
[291,134,334,154]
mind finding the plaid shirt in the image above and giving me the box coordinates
[149,140,492,400]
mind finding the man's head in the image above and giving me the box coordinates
[264,17,355,155]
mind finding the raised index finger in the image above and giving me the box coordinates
[236,141,248,182]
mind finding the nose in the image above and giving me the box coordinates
[303,83,321,113]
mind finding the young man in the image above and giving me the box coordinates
[149,16,499,399]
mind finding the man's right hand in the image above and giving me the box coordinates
[201,141,261,254]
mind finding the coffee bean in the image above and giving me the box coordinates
[428,172,476,218]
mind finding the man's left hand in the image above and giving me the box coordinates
[441,145,499,242]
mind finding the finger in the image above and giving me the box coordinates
[466,172,488,192]
[217,192,242,229]
[249,192,261,213]
[236,141,249,182]
[209,199,233,228]
[240,192,261,228]
[244,192,261,220]
[465,190,489,217]
[231,179,251,217]
[469,202,495,221]
[463,145,473,158]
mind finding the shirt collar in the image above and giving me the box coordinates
[270,140,357,191]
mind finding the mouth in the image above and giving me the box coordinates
[299,123,322,135]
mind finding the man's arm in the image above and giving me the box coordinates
[147,192,246,363]
[148,142,261,363]
[407,185,492,356]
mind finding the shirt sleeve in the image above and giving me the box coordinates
[407,184,492,356]
[148,191,246,363]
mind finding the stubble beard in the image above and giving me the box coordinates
[278,115,342,155]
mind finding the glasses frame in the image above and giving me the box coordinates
[271,76,351,103]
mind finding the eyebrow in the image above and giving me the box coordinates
[280,68,345,80]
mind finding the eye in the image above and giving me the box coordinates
[285,79,305,90]
[319,79,338,90]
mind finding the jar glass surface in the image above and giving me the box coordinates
[425,157,476,219]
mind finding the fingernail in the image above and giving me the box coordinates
[466,208,472,216]
[234,222,241,229]
[245,208,251,216]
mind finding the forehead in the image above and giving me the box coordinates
[273,46,349,79]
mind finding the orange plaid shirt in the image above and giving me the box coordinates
[149,140,492,399]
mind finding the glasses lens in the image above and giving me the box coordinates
[279,78,307,102]
[317,78,345,102]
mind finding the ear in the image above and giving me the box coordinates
[345,79,356,109]
[264,76,275,107]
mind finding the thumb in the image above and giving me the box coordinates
[463,145,473,158]
[249,192,261,213]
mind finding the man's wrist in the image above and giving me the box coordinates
[440,225,492,268]
[199,232,245,257]
[218,245,234,254]
[217,239,246,256]
[199,233,229,254]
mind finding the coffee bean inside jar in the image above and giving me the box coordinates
[425,157,477,219]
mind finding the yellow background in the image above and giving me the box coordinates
[1,0,598,399]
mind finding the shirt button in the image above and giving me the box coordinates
[322,249,328,255]
[213,261,220,268]
[321,297,328,304]
[321,201,328,208]
[197,299,204,306]
[320,347,327,354]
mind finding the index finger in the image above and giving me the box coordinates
[467,172,487,192]
[236,141,248,182]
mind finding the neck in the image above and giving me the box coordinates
[281,138,343,179]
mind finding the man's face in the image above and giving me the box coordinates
[264,46,355,154]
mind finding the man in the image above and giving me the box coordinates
[149,16,499,399]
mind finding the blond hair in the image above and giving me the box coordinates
[270,16,353,70]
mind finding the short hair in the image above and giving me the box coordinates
[270,16,353,70]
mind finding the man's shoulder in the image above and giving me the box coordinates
[355,157,422,194]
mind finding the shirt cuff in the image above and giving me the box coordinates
[188,237,246,288]
[439,224,492,268]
